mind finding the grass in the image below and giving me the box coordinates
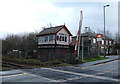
[2,55,109,71]
[2,67,13,71]
[2,56,70,68]
[83,56,109,62]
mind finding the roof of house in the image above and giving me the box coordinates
[72,32,113,40]
[81,32,97,37]
[37,25,72,36]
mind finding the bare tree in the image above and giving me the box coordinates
[113,33,120,55]
[47,23,53,28]
[97,29,113,38]
[2,23,54,57]
[2,31,38,57]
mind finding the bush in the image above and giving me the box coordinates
[2,56,69,67]
[93,55,100,58]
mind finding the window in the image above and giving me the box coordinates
[102,40,104,44]
[109,48,112,53]
[59,36,62,41]
[38,37,42,43]
[57,36,59,40]
[106,40,108,45]
[49,35,53,41]
[53,35,55,41]
[49,35,55,41]
[45,36,48,42]
[42,36,45,42]
[93,38,96,43]
[109,41,112,45]
[65,37,67,42]
[57,35,67,42]
[38,35,55,43]
[62,37,64,41]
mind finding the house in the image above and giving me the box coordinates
[36,25,72,60]
[72,32,114,55]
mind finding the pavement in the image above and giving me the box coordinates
[74,55,119,67]
[1,55,120,83]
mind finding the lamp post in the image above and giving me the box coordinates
[104,5,109,57]
[85,27,90,57]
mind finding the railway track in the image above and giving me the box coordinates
[2,61,33,69]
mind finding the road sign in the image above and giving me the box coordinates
[97,34,102,41]
[97,34,102,38]
[97,38,102,41]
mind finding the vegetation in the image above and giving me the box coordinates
[2,56,70,67]
[83,56,109,62]
[2,23,54,58]
[113,33,120,55]
[2,55,108,67]
[2,67,13,71]
[1,25,119,70]
[2,32,38,57]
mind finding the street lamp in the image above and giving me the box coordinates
[85,27,90,57]
[103,5,109,57]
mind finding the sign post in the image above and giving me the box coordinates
[97,34,102,56]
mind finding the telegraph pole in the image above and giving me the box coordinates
[82,37,84,62]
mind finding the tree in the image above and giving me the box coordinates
[47,23,53,28]
[113,33,120,55]
[114,33,120,43]
[26,32,37,56]
[2,34,21,54]
[2,23,53,57]
[41,23,53,31]
[97,29,113,38]
[2,31,38,58]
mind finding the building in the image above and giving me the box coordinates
[37,25,72,45]
[36,25,72,60]
[72,32,114,55]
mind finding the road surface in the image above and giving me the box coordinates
[1,59,120,83]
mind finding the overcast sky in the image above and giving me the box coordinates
[0,0,118,39]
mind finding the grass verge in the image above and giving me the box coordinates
[2,67,13,71]
[2,55,109,71]
[83,56,109,62]
[2,56,70,69]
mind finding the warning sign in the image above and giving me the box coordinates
[97,34,102,41]
[97,34,102,38]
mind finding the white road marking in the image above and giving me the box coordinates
[56,77,83,82]
[66,76,83,81]
[1,70,59,82]
[81,60,118,69]
[0,73,28,78]
[95,73,104,75]
[42,68,119,82]
[0,70,22,74]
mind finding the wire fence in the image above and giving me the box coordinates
[6,48,99,64]
[37,50,98,64]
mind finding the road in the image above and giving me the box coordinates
[1,59,120,83]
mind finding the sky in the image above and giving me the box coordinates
[0,0,118,39]
[118,1,120,35]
